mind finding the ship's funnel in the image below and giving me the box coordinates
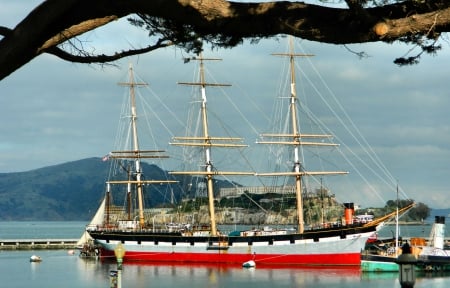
[431,216,446,249]
[344,203,354,225]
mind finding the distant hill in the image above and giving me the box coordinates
[0,158,170,220]
[0,158,128,220]
[0,158,234,221]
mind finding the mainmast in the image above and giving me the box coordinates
[257,38,347,233]
[170,55,253,236]
[107,64,177,229]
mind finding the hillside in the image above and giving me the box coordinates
[0,158,180,220]
[0,158,236,221]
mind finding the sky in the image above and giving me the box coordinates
[1,1,450,209]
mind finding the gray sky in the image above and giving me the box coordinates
[1,1,450,209]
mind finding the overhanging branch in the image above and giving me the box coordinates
[46,39,173,63]
[0,26,12,37]
[38,16,119,54]
[1,0,450,81]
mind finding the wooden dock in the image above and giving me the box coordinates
[0,239,78,250]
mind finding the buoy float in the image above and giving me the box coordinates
[242,260,256,268]
[30,255,42,262]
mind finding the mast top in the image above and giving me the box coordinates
[118,64,148,88]
[272,37,314,59]
[178,55,231,88]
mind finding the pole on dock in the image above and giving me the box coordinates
[114,243,126,288]
[395,242,417,288]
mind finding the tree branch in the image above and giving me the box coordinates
[0,26,12,37]
[46,39,173,63]
[1,0,450,81]
[38,16,119,54]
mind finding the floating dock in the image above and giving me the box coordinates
[0,239,78,250]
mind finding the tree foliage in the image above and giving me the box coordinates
[406,202,431,221]
[382,199,430,221]
[1,0,450,80]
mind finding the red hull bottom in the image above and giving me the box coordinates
[100,248,361,266]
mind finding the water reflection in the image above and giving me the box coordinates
[77,258,366,288]
[3,251,445,288]
[78,257,450,288]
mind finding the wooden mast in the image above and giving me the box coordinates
[119,64,147,228]
[110,64,177,228]
[170,55,253,236]
[257,38,348,233]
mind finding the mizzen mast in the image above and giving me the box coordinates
[170,55,253,236]
[257,39,348,233]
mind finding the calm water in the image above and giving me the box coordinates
[1,221,450,287]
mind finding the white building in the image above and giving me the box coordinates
[219,186,296,198]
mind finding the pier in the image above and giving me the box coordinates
[0,239,78,250]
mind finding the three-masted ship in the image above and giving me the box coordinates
[87,49,387,266]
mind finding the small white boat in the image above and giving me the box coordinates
[30,255,42,262]
[242,260,256,268]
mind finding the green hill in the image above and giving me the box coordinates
[0,158,235,221]
[0,158,173,220]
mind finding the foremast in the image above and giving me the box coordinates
[106,64,177,229]
[257,39,348,233]
[170,55,254,236]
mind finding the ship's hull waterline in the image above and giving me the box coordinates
[89,225,377,266]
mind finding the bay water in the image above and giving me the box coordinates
[1,221,450,287]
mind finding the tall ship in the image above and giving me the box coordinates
[86,44,397,266]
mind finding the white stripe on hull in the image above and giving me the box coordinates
[95,231,372,256]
